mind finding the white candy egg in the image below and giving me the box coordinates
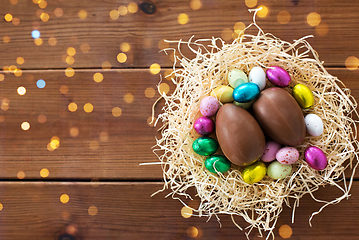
[248,66,266,91]
[304,113,323,136]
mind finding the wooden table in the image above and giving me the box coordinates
[0,0,358,239]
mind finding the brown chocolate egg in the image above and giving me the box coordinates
[216,104,266,166]
[252,87,306,146]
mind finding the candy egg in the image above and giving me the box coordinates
[261,141,281,162]
[266,66,291,87]
[276,147,299,165]
[192,137,218,156]
[248,66,266,91]
[232,82,260,103]
[304,146,328,170]
[292,83,314,109]
[242,161,267,184]
[227,69,248,88]
[233,99,254,110]
[205,155,231,174]
[267,161,292,180]
[210,86,234,103]
[304,114,324,136]
[200,96,219,117]
[193,116,215,136]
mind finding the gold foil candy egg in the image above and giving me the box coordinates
[292,83,314,109]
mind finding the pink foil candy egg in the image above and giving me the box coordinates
[261,141,281,162]
[276,147,299,165]
[200,96,220,117]
[266,66,291,87]
[193,116,215,136]
[304,146,328,170]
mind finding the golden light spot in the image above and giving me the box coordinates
[70,127,79,137]
[164,70,174,80]
[145,87,155,98]
[181,206,193,218]
[128,3,138,13]
[60,85,68,94]
[67,47,76,56]
[68,102,78,112]
[40,12,49,22]
[118,6,128,15]
[0,116,5,122]
[10,0,18,5]
[89,140,99,150]
[33,0,40,3]
[5,14,13,22]
[257,5,269,18]
[187,226,199,238]
[78,10,87,19]
[277,11,291,24]
[60,194,69,204]
[3,36,10,43]
[245,0,257,8]
[117,53,127,63]
[9,65,17,73]
[14,68,22,77]
[84,103,94,113]
[88,206,98,216]
[17,86,26,95]
[315,22,329,36]
[345,56,359,71]
[48,37,57,46]
[177,13,189,25]
[99,131,109,142]
[40,168,49,178]
[36,9,44,18]
[221,28,233,41]
[0,203,3,211]
[66,225,77,235]
[234,22,246,34]
[54,8,63,17]
[124,93,134,103]
[17,171,25,179]
[120,42,130,52]
[112,107,122,117]
[81,43,90,53]
[159,83,170,94]
[150,63,161,75]
[279,224,293,238]
[158,39,169,50]
[38,0,47,9]
[47,142,55,151]
[34,38,43,46]
[38,114,47,123]
[190,0,202,10]
[2,66,9,72]
[1,103,9,111]
[16,57,24,65]
[110,10,119,20]
[50,136,60,149]
[307,12,321,27]
[66,56,75,65]
[21,121,30,131]
[12,17,20,26]
[93,73,103,83]
[102,61,111,70]
[0,74,4,81]
[65,67,75,77]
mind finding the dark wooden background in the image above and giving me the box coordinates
[0,0,359,239]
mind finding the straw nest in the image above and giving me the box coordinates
[151,11,359,239]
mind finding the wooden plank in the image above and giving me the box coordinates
[0,181,358,239]
[0,68,358,179]
[0,0,358,69]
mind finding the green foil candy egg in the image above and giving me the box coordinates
[192,137,218,156]
[205,155,231,173]
[242,161,267,184]
[292,83,314,109]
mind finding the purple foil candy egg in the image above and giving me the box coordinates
[266,66,291,87]
[194,116,215,135]
[304,146,328,170]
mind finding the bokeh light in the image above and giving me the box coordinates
[9,65,17,73]
[78,10,87,19]
[32,30,40,39]
[0,203,3,211]
[36,9,44,18]
[3,36,10,43]
[93,73,103,83]
[60,85,68,94]
[38,114,47,123]
[177,13,189,25]
[12,17,20,26]
[164,70,174,80]
[0,116,5,123]
[102,61,111,70]
[38,0,47,9]
[67,47,76,56]
[110,10,120,20]
[245,0,257,8]
[112,107,122,117]
[190,0,202,10]
[128,3,138,13]
[68,102,78,112]
[36,79,46,88]
[50,136,60,150]
[279,224,293,238]
[40,12,49,22]
[70,127,79,137]
[181,206,193,218]
[60,194,69,203]
[88,206,98,216]
[159,83,170,94]
[17,171,25,179]
[21,122,30,131]
[10,0,18,5]
[257,5,269,18]
[307,12,321,26]
[99,131,109,142]
[345,56,359,71]
[234,22,246,34]
[120,42,130,52]
[117,53,127,63]
[14,69,22,77]
[118,6,128,15]
[66,56,75,65]
[5,14,13,22]
[315,22,329,36]
[16,57,24,65]
[17,86,26,95]
[48,37,57,46]
[84,103,94,113]
[277,11,291,24]
[81,43,90,52]
[221,28,233,41]
[187,226,199,238]
[89,140,99,150]
[145,87,155,98]
[124,93,134,103]
[150,63,161,74]
[65,67,75,77]
[66,225,77,235]
[40,168,49,178]
[54,8,63,17]
[0,74,4,81]
[34,38,43,46]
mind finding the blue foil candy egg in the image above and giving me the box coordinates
[232,82,260,103]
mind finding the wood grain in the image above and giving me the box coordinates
[0,68,357,179]
[0,0,358,69]
[0,181,358,239]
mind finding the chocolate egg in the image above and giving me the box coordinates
[216,104,266,166]
[252,88,306,146]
